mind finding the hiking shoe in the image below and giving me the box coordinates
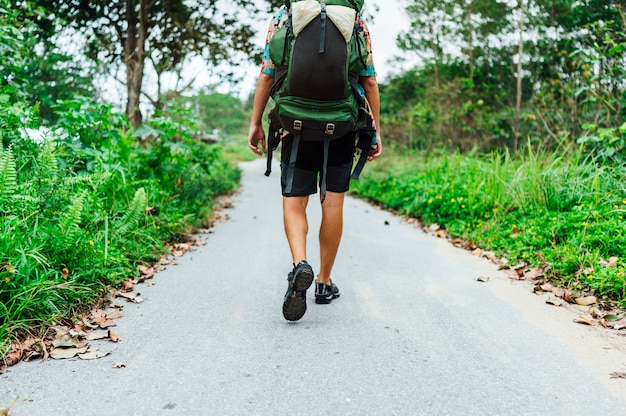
[282,261,314,321]
[314,280,340,304]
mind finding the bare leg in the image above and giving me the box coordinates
[283,195,309,264]
[318,191,345,284]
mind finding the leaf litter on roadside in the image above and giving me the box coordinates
[0,307,124,372]
[1,204,221,373]
[419,222,626,332]
[46,308,124,360]
[2,250,172,372]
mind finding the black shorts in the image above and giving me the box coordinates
[280,132,356,197]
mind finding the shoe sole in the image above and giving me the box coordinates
[282,268,314,321]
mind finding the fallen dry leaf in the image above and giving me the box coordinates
[2,350,22,368]
[106,309,122,320]
[68,328,89,338]
[0,397,18,416]
[563,291,576,304]
[62,267,69,280]
[116,291,143,304]
[108,330,121,343]
[215,196,233,209]
[83,331,110,341]
[575,296,597,306]
[540,283,554,292]
[137,265,155,280]
[112,362,126,368]
[50,346,88,360]
[609,318,626,330]
[610,372,626,379]
[173,243,191,255]
[78,348,109,360]
[81,317,99,330]
[22,340,48,362]
[504,269,522,279]
[524,265,551,281]
[51,335,86,349]
[546,297,564,307]
[599,256,619,268]
[574,314,595,325]
[95,318,116,329]
[72,320,94,334]
[476,276,490,282]
[575,266,594,278]
[159,257,174,266]
[122,280,134,291]
[434,229,447,238]
[0,264,16,274]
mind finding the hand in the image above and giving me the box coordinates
[367,133,382,161]
[248,123,266,156]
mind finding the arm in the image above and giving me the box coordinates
[248,72,275,156]
[360,75,382,160]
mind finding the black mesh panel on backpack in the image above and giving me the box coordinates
[287,16,348,101]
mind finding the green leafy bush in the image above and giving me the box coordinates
[0,97,240,350]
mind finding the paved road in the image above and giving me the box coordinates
[1,159,625,416]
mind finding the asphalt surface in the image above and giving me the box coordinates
[1,158,625,416]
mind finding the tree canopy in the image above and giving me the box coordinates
[16,0,265,127]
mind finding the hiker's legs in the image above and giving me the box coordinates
[318,191,345,284]
[283,195,309,264]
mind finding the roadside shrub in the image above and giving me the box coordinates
[0,98,240,350]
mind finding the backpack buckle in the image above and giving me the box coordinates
[293,120,303,131]
[325,123,335,135]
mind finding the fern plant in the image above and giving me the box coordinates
[58,190,87,246]
[0,147,17,200]
[112,187,147,238]
[37,141,59,180]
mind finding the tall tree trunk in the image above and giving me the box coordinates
[124,0,148,128]
[514,0,525,151]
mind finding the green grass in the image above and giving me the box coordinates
[0,103,241,353]
[351,143,626,306]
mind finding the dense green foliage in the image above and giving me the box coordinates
[0,96,239,348]
[0,1,95,125]
[352,146,626,306]
[0,2,242,351]
[387,0,626,157]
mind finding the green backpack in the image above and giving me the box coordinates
[265,0,375,201]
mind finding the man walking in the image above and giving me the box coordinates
[247,1,382,321]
